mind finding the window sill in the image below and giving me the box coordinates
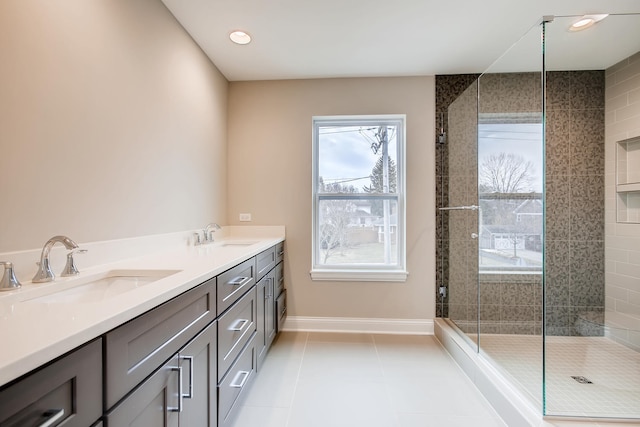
[310,269,408,282]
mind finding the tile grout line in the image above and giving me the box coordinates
[371,334,404,427]
[284,331,310,427]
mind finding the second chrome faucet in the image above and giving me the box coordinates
[194,223,221,246]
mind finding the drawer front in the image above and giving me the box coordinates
[255,246,276,281]
[217,258,255,315]
[0,339,102,427]
[105,278,216,409]
[275,261,284,296]
[276,290,287,333]
[218,335,256,427]
[106,355,180,427]
[275,241,284,264]
[217,287,257,381]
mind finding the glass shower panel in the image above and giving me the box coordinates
[476,21,545,410]
[543,14,640,419]
[446,80,480,347]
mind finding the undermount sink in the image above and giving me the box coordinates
[218,241,258,247]
[24,269,181,304]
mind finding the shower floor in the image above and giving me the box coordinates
[476,334,640,419]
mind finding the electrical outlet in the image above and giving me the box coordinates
[239,213,252,222]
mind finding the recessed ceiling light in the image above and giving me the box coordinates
[569,14,608,31]
[229,30,251,45]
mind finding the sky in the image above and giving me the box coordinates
[317,122,542,193]
[318,125,398,191]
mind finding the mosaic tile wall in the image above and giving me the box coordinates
[446,80,479,330]
[435,72,606,336]
[435,74,479,319]
[545,70,605,336]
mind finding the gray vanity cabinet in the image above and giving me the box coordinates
[275,241,287,333]
[105,320,217,427]
[0,338,102,427]
[256,267,276,370]
[105,354,180,427]
[104,277,216,409]
[218,335,257,427]
[178,321,217,427]
[256,246,276,281]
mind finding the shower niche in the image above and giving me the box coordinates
[616,136,640,223]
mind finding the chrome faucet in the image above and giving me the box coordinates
[194,223,221,246]
[32,236,79,283]
[0,261,22,291]
[203,223,221,242]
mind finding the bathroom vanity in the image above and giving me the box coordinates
[0,233,285,427]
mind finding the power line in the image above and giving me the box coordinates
[323,176,370,184]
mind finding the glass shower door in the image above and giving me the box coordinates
[445,80,480,347]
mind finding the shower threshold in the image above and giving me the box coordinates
[434,319,640,426]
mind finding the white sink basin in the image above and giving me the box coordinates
[218,241,258,247]
[24,269,180,304]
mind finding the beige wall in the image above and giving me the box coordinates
[228,77,436,320]
[0,0,228,252]
[605,52,640,350]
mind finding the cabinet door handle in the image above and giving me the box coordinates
[265,278,273,299]
[229,370,250,388]
[229,319,249,331]
[278,250,284,257]
[227,276,251,287]
[168,366,183,413]
[37,409,64,427]
[180,355,194,400]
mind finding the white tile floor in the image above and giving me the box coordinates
[229,332,507,427]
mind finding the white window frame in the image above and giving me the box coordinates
[311,115,407,282]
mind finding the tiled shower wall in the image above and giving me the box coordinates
[435,72,606,336]
[545,70,606,336]
[435,74,479,319]
[605,51,640,351]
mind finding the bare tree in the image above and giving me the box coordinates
[479,153,538,259]
[479,153,534,193]
[318,177,358,263]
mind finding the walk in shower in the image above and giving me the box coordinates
[437,13,640,421]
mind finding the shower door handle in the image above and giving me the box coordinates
[438,205,479,211]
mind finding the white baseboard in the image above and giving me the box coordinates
[282,316,433,335]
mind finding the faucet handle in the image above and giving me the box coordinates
[61,249,88,277]
[0,261,22,291]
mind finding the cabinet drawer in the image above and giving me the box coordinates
[218,335,256,427]
[0,339,102,427]
[217,258,255,315]
[105,278,216,409]
[256,246,276,281]
[218,287,257,381]
[275,241,284,265]
[275,261,284,296]
[106,354,180,427]
[276,290,287,333]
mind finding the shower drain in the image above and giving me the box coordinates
[571,376,593,384]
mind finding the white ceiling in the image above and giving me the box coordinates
[161,0,640,81]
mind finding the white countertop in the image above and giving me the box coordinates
[0,229,284,387]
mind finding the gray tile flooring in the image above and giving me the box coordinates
[229,332,506,427]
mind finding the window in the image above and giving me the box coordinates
[478,117,543,274]
[311,115,407,281]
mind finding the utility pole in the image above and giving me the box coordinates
[378,126,391,264]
